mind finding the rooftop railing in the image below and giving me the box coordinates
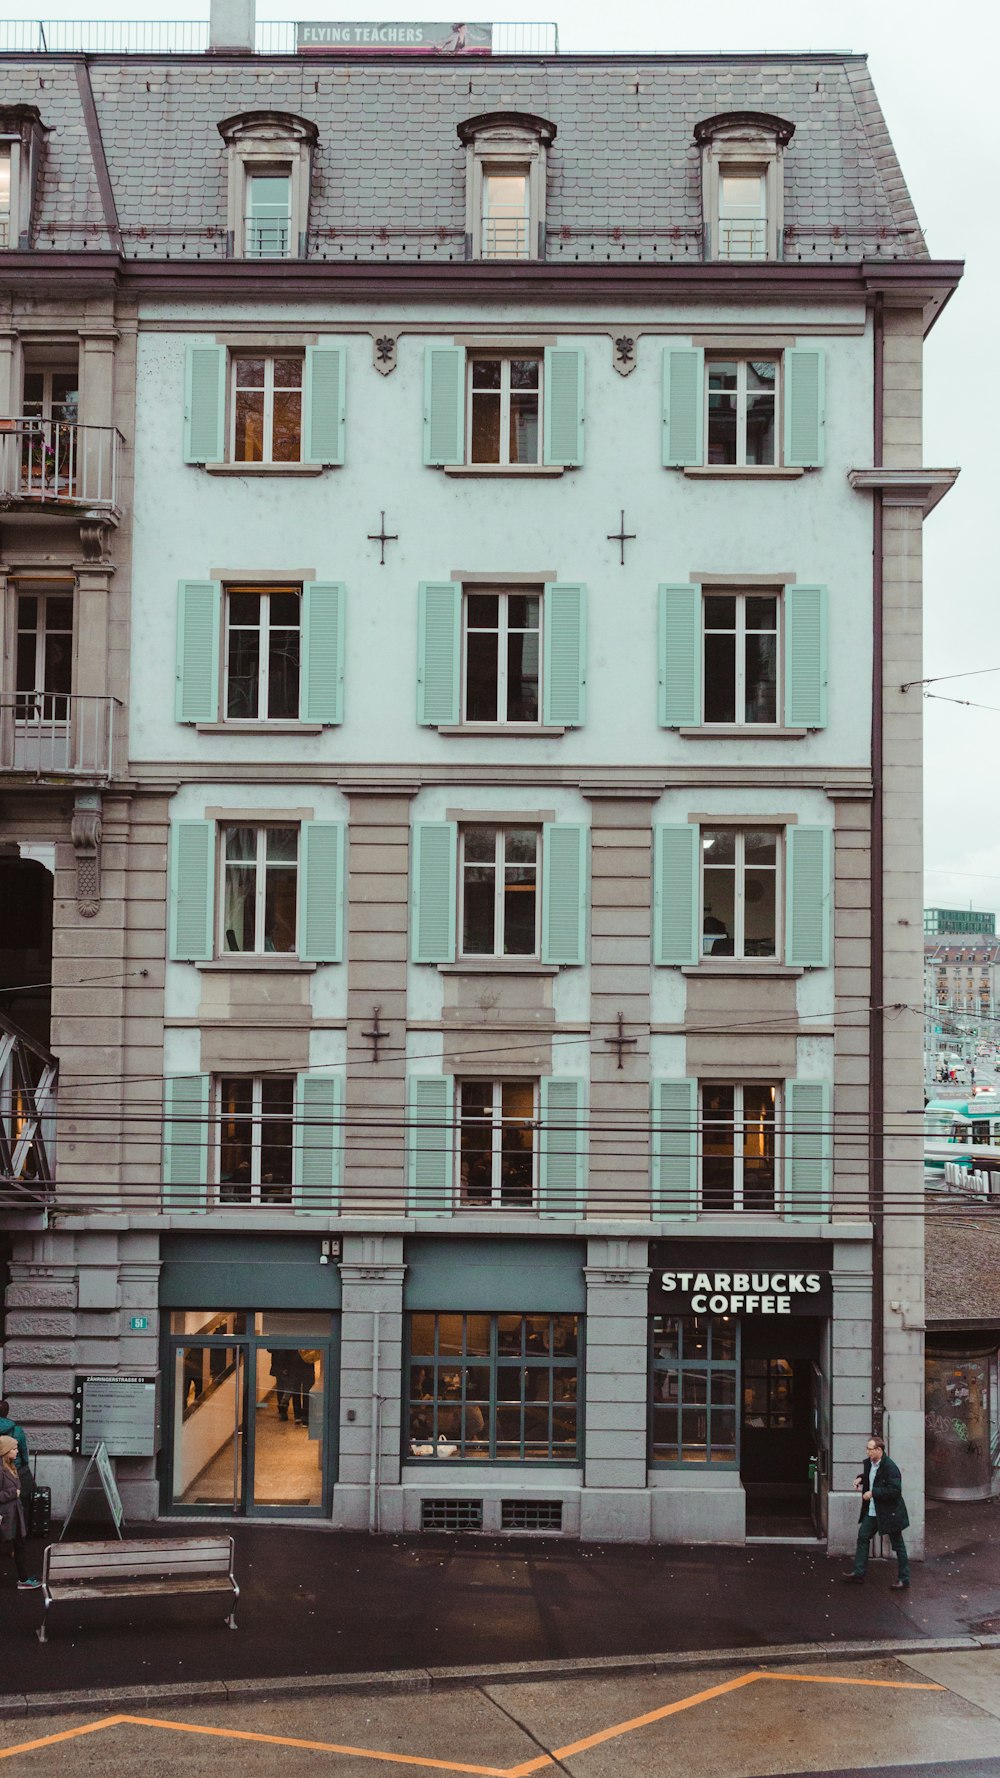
[0,1013,56,1217]
[0,417,122,510]
[0,20,558,54]
[0,692,123,780]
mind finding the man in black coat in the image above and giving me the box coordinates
[843,1435,910,1588]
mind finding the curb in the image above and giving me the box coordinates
[3,1633,1000,1719]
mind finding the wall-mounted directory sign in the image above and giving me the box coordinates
[73,1373,160,1457]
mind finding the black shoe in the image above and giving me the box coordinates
[841,1574,865,1583]
[891,1579,910,1590]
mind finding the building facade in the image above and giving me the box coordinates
[0,17,961,1552]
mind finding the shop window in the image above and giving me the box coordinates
[742,1356,794,1429]
[650,1313,739,1465]
[221,824,298,955]
[406,1311,580,1462]
[460,825,539,958]
[701,1082,779,1213]
[701,829,779,959]
[464,587,541,724]
[457,1078,536,1208]
[216,1075,295,1205]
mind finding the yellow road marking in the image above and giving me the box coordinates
[0,1668,948,1773]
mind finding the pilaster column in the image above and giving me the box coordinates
[335,1234,406,1529]
[580,1237,651,1541]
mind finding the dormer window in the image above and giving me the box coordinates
[694,112,794,263]
[218,112,318,261]
[0,107,49,250]
[458,112,556,262]
[0,148,11,249]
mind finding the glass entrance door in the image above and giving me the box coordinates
[166,1310,336,1516]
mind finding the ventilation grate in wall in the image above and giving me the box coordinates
[501,1498,564,1532]
[421,1497,484,1532]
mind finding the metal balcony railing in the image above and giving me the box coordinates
[0,217,9,249]
[717,220,768,262]
[0,417,122,509]
[0,1014,56,1215]
[481,216,530,259]
[0,20,559,53]
[0,692,121,779]
[244,217,291,259]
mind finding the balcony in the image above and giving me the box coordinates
[0,1014,56,1225]
[716,220,768,262]
[481,216,531,260]
[0,693,123,782]
[244,216,291,259]
[0,417,123,514]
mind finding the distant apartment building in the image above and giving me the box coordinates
[925,908,996,938]
[926,939,1000,1023]
[0,7,961,1554]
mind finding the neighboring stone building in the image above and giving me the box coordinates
[0,8,961,1554]
[925,1208,1000,1501]
[925,938,1000,1024]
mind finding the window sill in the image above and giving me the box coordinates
[680,963,804,976]
[203,462,329,477]
[677,726,809,739]
[679,466,806,480]
[437,724,566,737]
[441,464,567,478]
[439,960,559,976]
[195,722,326,735]
[195,958,318,973]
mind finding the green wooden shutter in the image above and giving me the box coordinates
[299,821,345,962]
[784,1080,831,1221]
[658,584,702,727]
[417,582,461,725]
[652,824,699,966]
[163,1074,210,1211]
[175,581,221,723]
[539,1076,587,1218]
[784,584,827,729]
[543,346,585,466]
[543,582,586,726]
[168,820,215,961]
[784,348,825,467]
[183,344,226,464]
[423,345,465,465]
[662,346,705,466]
[303,342,345,465]
[785,825,832,967]
[541,823,588,966]
[295,1071,343,1211]
[301,582,345,724]
[407,1075,453,1215]
[411,821,457,963]
[651,1077,698,1220]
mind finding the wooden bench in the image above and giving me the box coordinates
[37,1536,239,1643]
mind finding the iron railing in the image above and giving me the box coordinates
[0,1014,56,1214]
[0,20,559,54]
[481,216,530,259]
[0,417,122,509]
[244,216,291,259]
[0,217,9,248]
[0,692,122,779]
[717,220,768,261]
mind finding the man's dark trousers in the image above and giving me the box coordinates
[852,1512,909,1582]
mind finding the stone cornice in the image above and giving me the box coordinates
[848,466,960,516]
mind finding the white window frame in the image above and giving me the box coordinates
[215,1073,295,1205]
[717,164,768,262]
[481,164,531,260]
[244,167,293,260]
[705,356,781,467]
[700,1080,781,1215]
[701,826,781,962]
[219,823,299,958]
[462,585,542,725]
[456,1077,539,1210]
[702,588,780,727]
[466,352,543,466]
[223,584,302,722]
[0,144,11,249]
[459,824,540,960]
[230,353,304,464]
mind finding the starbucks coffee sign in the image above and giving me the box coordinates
[652,1266,832,1317]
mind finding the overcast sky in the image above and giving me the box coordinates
[21,0,988,913]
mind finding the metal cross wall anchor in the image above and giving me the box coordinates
[367,511,399,565]
[363,1005,388,1063]
[607,509,636,566]
[604,1012,638,1069]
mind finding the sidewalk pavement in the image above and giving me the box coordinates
[2,1495,997,1706]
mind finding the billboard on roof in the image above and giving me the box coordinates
[296,21,493,53]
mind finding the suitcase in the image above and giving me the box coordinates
[28,1484,51,1540]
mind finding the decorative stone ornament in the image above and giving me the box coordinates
[371,330,399,375]
[613,334,637,376]
[71,791,102,917]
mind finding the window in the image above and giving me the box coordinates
[458,1079,536,1208]
[701,1082,778,1212]
[22,369,78,425]
[717,167,767,261]
[469,355,541,465]
[707,359,777,465]
[702,828,778,958]
[650,1313,738,1464]
[464,588,540,723]
[245,171,292,258]
[0,146,10,248]
[481,168,530,259]
[460,825,539,957]
[232,356,302,463]
[743,1356,794,1430]
[225,586,301,720]
[222,825,298,954]
[217,1075,294,1204]
[704,593,778,724]
[15,591,73,721]
[407,1312,580,1462]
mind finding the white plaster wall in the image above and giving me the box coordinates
[129,301,874,772]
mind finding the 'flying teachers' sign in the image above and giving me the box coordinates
[657,1269,830,1316]
[296,22,493,54]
